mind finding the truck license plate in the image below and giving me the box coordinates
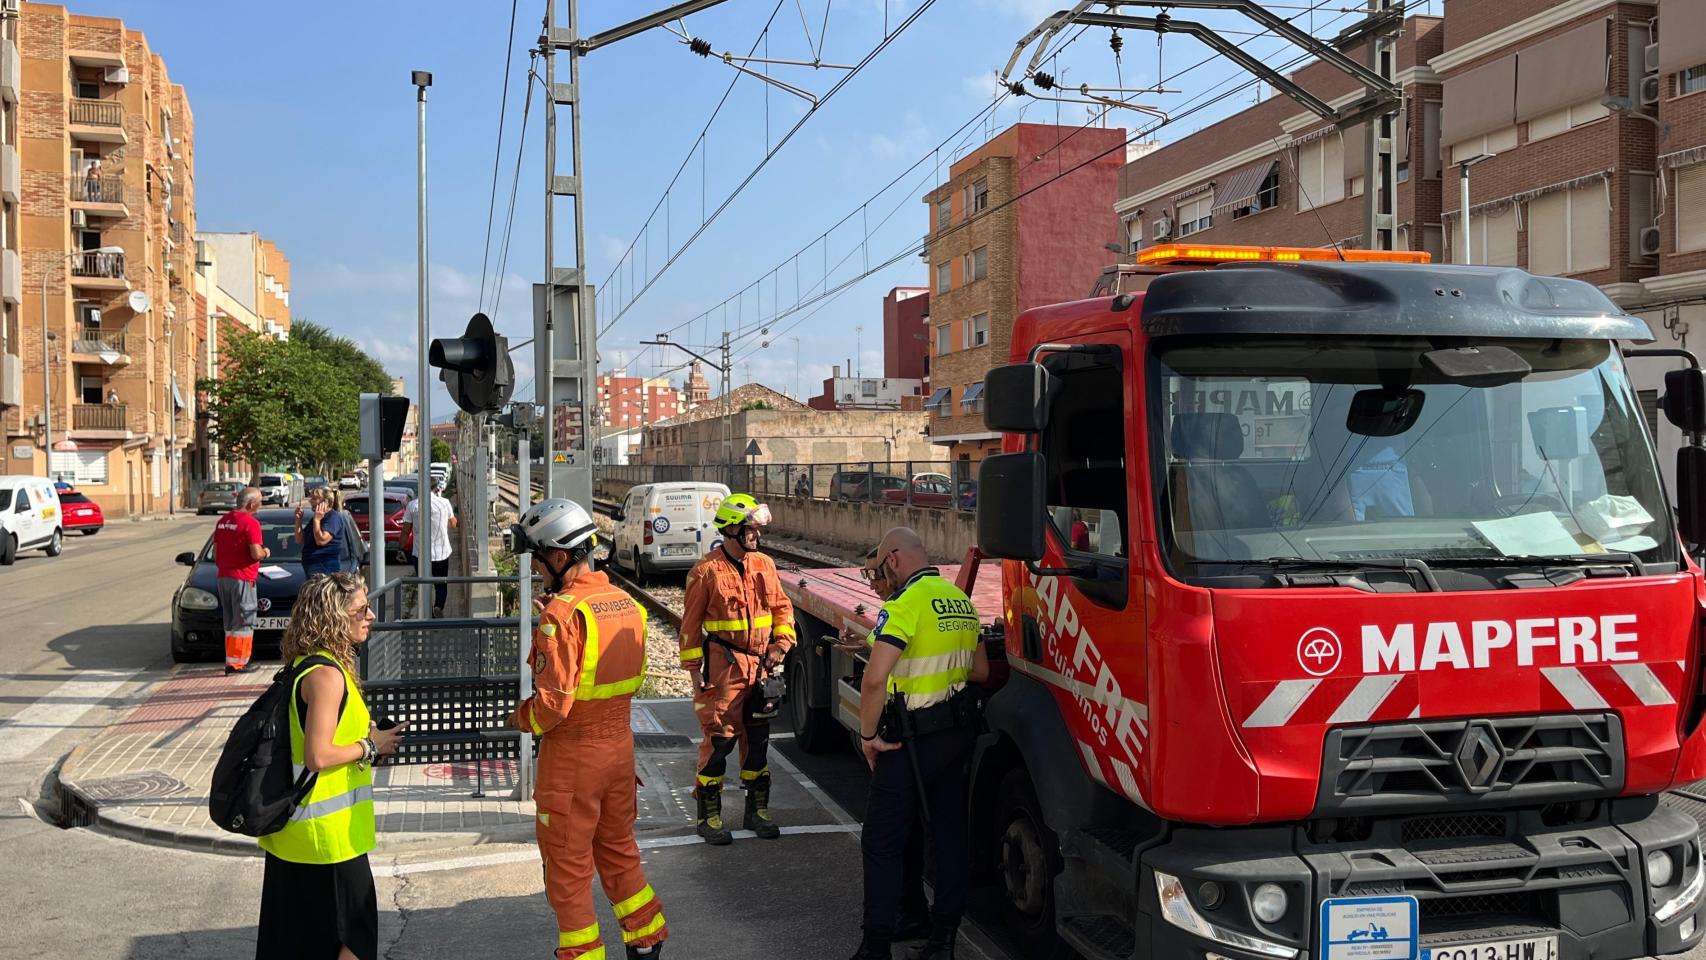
[256,616,291,630]
[1319,895,1417,959]
[661,544,697,557]
[1422,938,1557,960]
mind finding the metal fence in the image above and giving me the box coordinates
[600,460,980,511]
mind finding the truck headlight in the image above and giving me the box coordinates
[1650,850,1677,889]
[178,587,218,611]
[1252,883,1289,924]
[1154,871,1298,959]
[1657,841,1705,922]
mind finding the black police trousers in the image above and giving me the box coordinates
[862,721,976,936]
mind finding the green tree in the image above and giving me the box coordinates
[431,438,452,464]
[290,319,394,396]
[199,330,375,475]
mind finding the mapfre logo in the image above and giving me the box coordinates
[1296,627,1341,676]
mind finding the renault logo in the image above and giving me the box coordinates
[1454,721,1503,792]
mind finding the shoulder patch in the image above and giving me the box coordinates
[540,622,558,638]
[874,609,889,632]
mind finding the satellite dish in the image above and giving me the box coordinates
[128,290,152,314]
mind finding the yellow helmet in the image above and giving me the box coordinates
[713,492,771,531]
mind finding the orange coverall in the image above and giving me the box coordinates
[511,569,667,959]
[679,547,796,789]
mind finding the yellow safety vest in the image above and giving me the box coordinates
[258,655,376,864]
[873,570,981,710]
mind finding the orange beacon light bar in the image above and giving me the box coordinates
[1135,243,1432,266]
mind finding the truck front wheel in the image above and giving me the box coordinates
[995,769,1068,959]
[785,649,840,753]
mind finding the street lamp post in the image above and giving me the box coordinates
[1455,154,1494,265]
[40,246,123,477]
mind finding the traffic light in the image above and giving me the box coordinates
[359,394,411,460]
[430,312,513,414]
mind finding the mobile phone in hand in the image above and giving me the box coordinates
[377,718,402,731]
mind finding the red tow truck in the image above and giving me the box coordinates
[782,244,1706,960]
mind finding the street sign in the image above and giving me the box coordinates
[744,439,761,457]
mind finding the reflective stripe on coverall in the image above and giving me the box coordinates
[515,569,667,959]
[679,547,796,787]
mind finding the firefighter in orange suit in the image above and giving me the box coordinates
[680,493,796,845]
[509,498,668,960]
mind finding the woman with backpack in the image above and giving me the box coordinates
[256,573,407,960]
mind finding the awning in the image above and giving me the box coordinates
[959,382,986,407]
[1211,160,1278,214]
[923,387,951,411]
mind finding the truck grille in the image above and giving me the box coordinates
[1317,714,1623,815]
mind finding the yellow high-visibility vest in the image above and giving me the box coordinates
[258,656,375,864]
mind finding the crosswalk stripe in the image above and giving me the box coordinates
[0,669,143,763]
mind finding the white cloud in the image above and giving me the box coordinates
[962,71,1004,103]
[971,0,1057,20]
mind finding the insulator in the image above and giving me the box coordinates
[1109,31,1124,55]
[1155,11,1171,34]
[689,37,712,57]
[1007,81,1027,96]
[1033,72,1056,90]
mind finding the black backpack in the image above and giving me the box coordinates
[208,655,345,837]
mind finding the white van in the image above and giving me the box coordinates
[0,475,65,565]
[254,473,298,506]
[612,482,729,579]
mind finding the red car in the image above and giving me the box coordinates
[347,492,411,562]
[58,489,104,535]
[880,473,955,508]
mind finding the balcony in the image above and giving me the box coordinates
[1,142,16,204]
[0,38,16,105]
[70,174,126,217]
[69,329,132,365]
[72,402,128,432]
[2,249,17,305]
[68,98,126,144]
[70,250,127,289]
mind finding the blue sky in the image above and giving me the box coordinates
[83,0,1417,416]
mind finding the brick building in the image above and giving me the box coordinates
[882,285,928,381]
[683,359,710,409]
[0,5,18,423]
[199,231,291,339]
[1115,15,1447,262]
[921,122,1128,462]
[595,369,683,429]
[6,3,203,517]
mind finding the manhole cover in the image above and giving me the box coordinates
[76,771,187,803]
[635,734,693,749]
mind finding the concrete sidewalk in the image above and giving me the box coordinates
[54,667,849,855]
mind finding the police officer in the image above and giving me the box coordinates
[850,527,988,960]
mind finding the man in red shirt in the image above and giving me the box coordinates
[214,487,269,674]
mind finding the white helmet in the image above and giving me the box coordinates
[515,498,597,553]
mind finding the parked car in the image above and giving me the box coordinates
[881,473,955,508]
[347,491,412,563]
[253,473,299,507]
[169,508,360,662]
[957,479,977,511]
[197,480,243,515]
[57,489,105,535]
[828,470,906,502]
[0,475,64,565]
[338,472,364,490]
[429,461,451,485]
[611,481,729,579]
[304,476,330,494]
[386,477,420,503]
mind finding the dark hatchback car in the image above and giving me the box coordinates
[169,508,360,663]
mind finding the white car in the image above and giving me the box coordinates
[612,481,729,580]
[338,473,363,489]
[0,475,65,565]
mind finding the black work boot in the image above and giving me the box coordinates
[847,933,892,960]
[625,944,663,959]
[905,921,959,960]
[695,784,733,845]
[742,774,782,840]
[894,910,932,943]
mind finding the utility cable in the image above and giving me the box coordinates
[478,0,521,313]
[490,58,537,325]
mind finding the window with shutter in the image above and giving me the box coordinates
[1679,164,1706,253]
[1527,184,1608,274]
[1178,194,1213,235]
[1527,191,1569,275]
[936,261,951,292]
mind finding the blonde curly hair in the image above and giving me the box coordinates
[281,572,367,676]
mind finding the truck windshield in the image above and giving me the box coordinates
[1149,335,1677,576]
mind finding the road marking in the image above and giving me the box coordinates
[0,669,144,762]
[376,823,862,877]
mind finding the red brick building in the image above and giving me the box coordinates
[595,370,684,429]
[921,122,1128,461]
[882,286,928,381]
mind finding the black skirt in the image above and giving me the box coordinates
[256,852,379,960]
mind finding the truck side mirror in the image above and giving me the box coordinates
[1664,368,1706,434]
[1678,446,1706,547]
[984,364,1052,434]
[977,453,1046,561]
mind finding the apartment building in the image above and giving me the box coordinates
[882,286,929,381]
[6,3,201,517]
[921,122,1128,462]
[595,369,684,429]
[0,3,19,424]
[199,231,291,339]
[1115,15,1447,262]
[807,368,923,410]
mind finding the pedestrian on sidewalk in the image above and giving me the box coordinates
[509,498,669,960]
[256,572,407,960]
[848,527,988,960]
[400,478,456,616]
[214,487,269,674]
[295,487,346,579]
